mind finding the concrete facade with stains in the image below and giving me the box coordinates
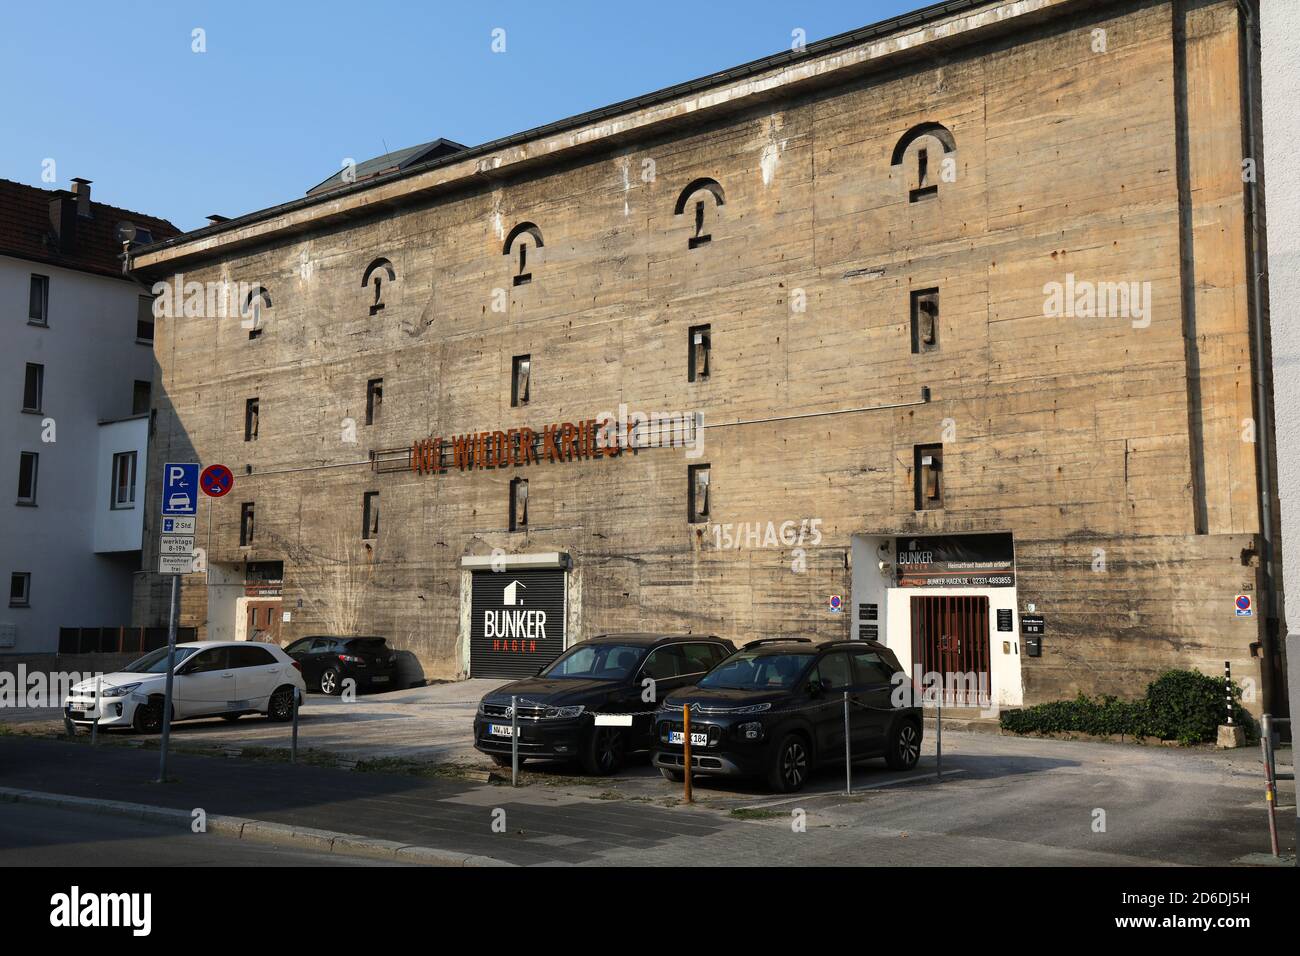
[130,0,1284,711]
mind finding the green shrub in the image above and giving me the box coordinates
[999,669,1252,744]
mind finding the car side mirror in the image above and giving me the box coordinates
[808,678,828,696]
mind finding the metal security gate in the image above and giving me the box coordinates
[469,568,567,678]
[910,595,991,707]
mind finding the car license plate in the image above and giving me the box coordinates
[668,731,707,746]
[488,724,519,738]
[371,675,389,683]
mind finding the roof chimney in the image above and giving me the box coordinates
[47,193,77,253]
[70,178,93,218]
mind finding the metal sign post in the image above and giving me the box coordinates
[683,704,693,804]
[156,462,198,784]
[510,695,519,787]
[156,573,179,783]
[843,691,851,795]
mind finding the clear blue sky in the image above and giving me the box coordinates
[1,1,920,231]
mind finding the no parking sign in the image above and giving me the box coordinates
[1235,594,1253,617]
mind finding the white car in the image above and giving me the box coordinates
[64,641,306,734]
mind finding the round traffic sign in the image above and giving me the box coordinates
[200,464,234,498]
[1235,594,1251,611]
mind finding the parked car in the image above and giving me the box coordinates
[473,633,735,775]
[652,638,922,792]
[63,641,305,734]
[283,635,397,695]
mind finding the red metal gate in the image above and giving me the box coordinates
[910,595,991,707]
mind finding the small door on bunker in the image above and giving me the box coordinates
[246,602,282,644]
[910,594,991,707]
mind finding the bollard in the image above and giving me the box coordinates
[90,675,101,747]
[936,683,943,782]
[511,695,519,788]
[1224,660,1234,727]
[843,691,851,795]
[1261,714,1280,857]
[683,704,693,804]
[290,687,300,764]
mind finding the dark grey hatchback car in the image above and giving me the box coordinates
[474,633,735,775]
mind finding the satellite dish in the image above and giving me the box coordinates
[114,221,138,245]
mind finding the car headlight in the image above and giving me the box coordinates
[102,683,141,698]
[733,702,771,715]
[543,705,584,719]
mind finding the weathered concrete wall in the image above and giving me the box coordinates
[133,0,1274,708]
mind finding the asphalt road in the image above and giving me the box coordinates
[0,801,407,867]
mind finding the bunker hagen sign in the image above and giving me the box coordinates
[470,569,567,679]
[895,533,1016,588]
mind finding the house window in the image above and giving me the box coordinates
[688,464,710,522]
[132,380,151,416]
[914,444,944,510]
[366,378,383,425]
[509,478,528,531]
[362,491,380,539]
[688,325,711,382]
[911,289,939,354]
[136,295,155,342]
[240,502,255,546]
[22,364,44,413]
[245,398,259,441]
[9,572,30,608]
[28,275,49,325]
[17,452,38,505]
[111,451,137,509]
[511,356,531,407]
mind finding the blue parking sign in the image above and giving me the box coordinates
[162,462,199,516]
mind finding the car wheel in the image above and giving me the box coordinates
[319,668,341,696]
[659,767,684,783]
[489,754,525,769]
[580,726,625,776]
[885,720,922,771]
[222,713,242,723]
[267,687,295,722]
[132,699,166,735]
[766,733,810,793]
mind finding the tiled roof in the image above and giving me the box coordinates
[0,179,181,281]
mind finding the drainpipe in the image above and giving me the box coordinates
[1234,0,1280,692]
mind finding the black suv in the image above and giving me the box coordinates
[473,633,735,775]
[653,639,923,792]
[283,636,397,695]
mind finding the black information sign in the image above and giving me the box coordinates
[859,603,878,621]
[894,533,1015,588]
[997,608,1013,632]
[470,568,567,678]
[860,625,879,641]
[1020,614,1045,635]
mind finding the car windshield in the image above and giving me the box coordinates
[122,646,200,674]
[541,643,646,680]
[698,652,815,690]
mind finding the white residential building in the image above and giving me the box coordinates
[1,177,178,654]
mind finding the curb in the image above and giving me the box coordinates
[0,786,512,867]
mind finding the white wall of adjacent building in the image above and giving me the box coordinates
[1,255,155,654]
[1261,0,1300,654]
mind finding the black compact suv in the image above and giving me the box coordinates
[283,636,397,695]
[653,638,923,792]
[473,633,735,775]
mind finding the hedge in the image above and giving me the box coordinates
[999,669,1255,745]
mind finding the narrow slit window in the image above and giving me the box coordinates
[111,451,137,508]
[9,572,30,608]
[136,295,155,342]
[512,356,531,407]
[914,444,944,511]
[688,464,710,522]
[513,243,531,286]
[366,378,383,425]
[689,200,711,248]
[240,502,256,546]
[910,146,939,202]
[245,398,259,441]
[911,289,939,354]
[132,380,151,416]
[510,478,529,531]
[362,491,380,539]
[688,326,711,382]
